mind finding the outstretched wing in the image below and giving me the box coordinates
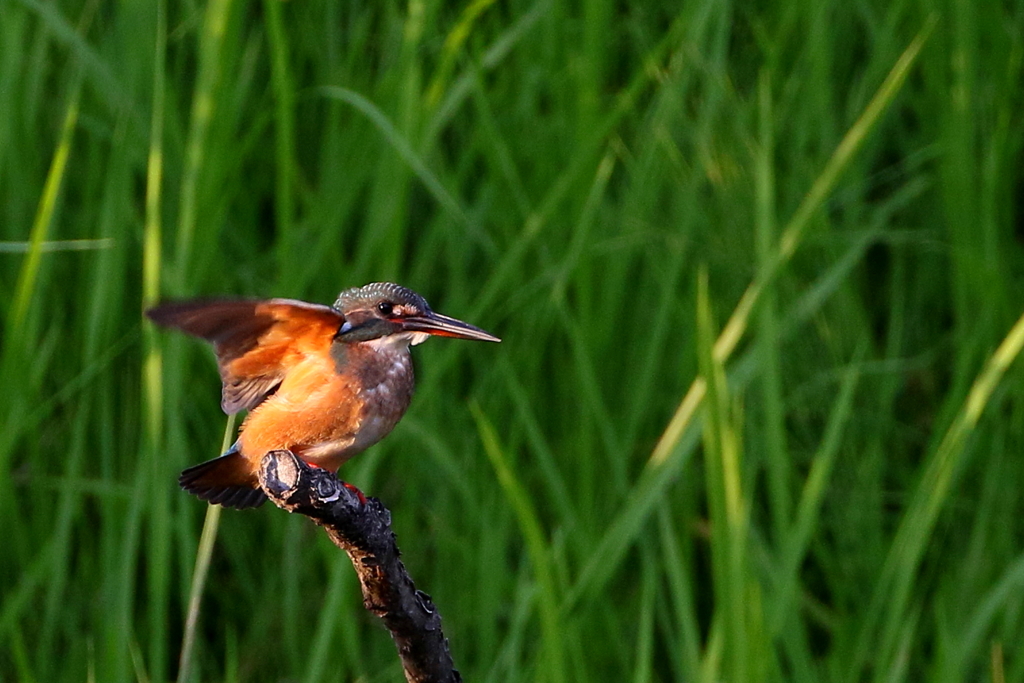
[146,298,344,414]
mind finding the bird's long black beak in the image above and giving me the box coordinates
[401,311,501,342]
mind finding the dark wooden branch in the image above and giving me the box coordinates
[257,449,462,683]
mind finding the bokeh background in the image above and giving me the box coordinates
[2,1,1024,681]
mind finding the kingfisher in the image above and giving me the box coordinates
[146,282,500,509]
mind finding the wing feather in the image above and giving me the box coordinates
[147,298,344,413]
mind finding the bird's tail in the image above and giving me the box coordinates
[179,446,267,509]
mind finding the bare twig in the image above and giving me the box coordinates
[257,449,462,683]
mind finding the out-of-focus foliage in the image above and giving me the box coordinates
[1,1,1023,681]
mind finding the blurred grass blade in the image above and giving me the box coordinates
[7,84,79,331]
[177,415,235,683]
[263,0,296,267]
[561,415,703,614]
[650,21,932,470]
[714,19,934,364]
[426,0,549,142]
[142,1,168,679]
[3,2,1019,681]
[319,85,483,247]
[302,557,359,683]
[0,77,81,524]
[696,267,753,681]
[175,0,235,280]
[770,343,863,635]
[0,238,113,253]
[774,18,936,262]
[0,539,59,638]
[657,508,701,676]
[15,0,122,110]
[566,25,931,615]
[177,504,222,683]
[754,69,790,539]
[424,0,498,109]
[471,402,566,683]
[630,552,657,683]
[857,307,1024,674]
[959,552,1024,672]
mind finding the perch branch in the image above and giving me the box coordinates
[257,449,462,683]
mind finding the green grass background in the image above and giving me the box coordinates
[2,1,1024,681]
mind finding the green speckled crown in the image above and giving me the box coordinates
[332,282,431,313]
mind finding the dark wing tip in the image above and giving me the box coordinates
[145,301,178,325]
[179,467,267,509]
[146,299,265,333]
[182,483,268,509]
[146,299,226,324]
[145,300,279,369]
[179,450,266,509]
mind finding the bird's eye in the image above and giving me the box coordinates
[377,301,394,316]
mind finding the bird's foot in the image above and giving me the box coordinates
[295,458,367,505]
[342,481,367,505]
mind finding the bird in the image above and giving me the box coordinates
[146,282,500,509]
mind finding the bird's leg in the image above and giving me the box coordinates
[301,458,368,505]
[342,481,368,505]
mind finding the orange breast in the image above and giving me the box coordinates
[237,353,364,462]
[234,333,417,474]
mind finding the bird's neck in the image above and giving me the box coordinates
[347,334,418,412]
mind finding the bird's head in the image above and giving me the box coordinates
[332,282,500,346]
